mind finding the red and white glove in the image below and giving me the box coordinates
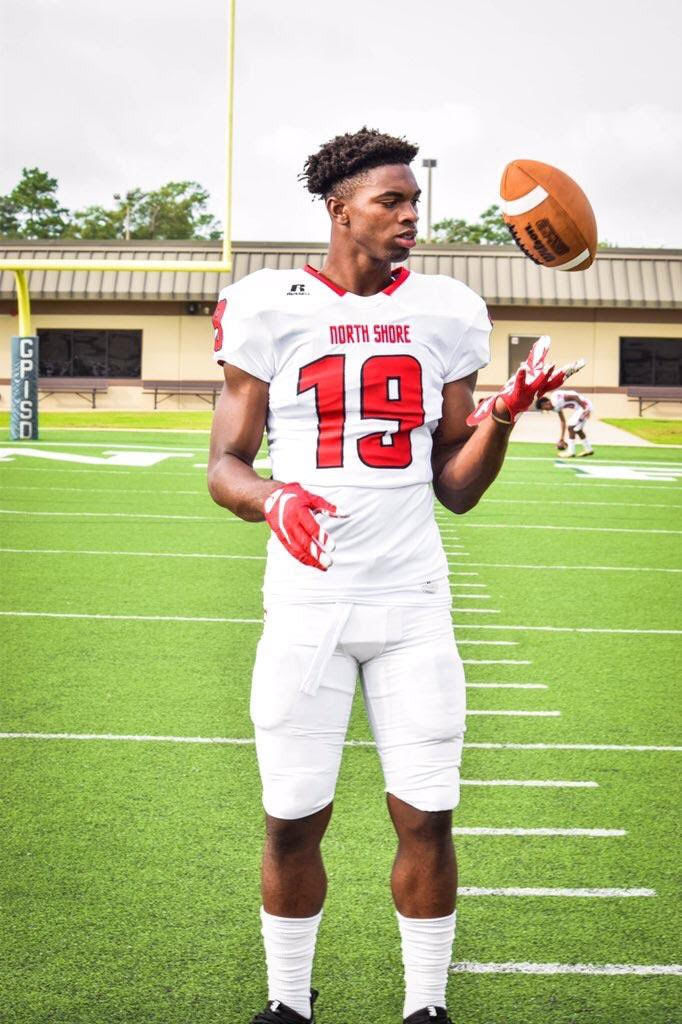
[466,336,585,426]
[264,483,344,572]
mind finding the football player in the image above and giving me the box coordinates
[208,128,579,1024]
[535,388,594,457]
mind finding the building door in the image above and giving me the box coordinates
[508,335,540,376]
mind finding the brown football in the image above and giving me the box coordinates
[500,159,597,272]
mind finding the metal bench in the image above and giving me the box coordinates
[39,377,109,408]
[627,386,682,415]
[142,379,223,409]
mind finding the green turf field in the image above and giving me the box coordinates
[603,419,682,446]
[2,431,681,1024]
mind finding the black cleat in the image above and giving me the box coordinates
[250,989,318,1024]
[404,1007,453,1024]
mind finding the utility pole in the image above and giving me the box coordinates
[113,192,134,240]
[422,159,437,242]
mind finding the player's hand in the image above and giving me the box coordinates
[263,482,343,571]
[557,439,568,451]
[466,336,585,426]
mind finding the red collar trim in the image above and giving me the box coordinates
[303,264,410,297]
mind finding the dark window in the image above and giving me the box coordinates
[38,330,141,378]
[620,338,682,387]
[508,335,540,376]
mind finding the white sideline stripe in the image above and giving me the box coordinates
[458,886,653,898]
[462,659,532,665]
[0,466,201,477]
[2,732,676,753]
[452,623,682,636]
[460,779,593,788]
[452,607,500,614]
[450,594,490,600]
[451,583,488,588]
[0,548,267,562]
[489,480,682,491]
[452,827,625,837]
[505,456,682,466]
[466,742,682,752]
[461,523,682,536]
[0,611,263,624]
[457,640,518,646]
[466,710,560,718]
[502,185,549,215]
[466,683,547,689]
[0,508,239,523]
[483,497,682,510]
[456,561,682,574]
[450,961,681,976]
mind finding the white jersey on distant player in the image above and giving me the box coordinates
[212,264,491,606]
[549,389,592,426]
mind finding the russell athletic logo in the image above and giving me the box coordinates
[288,283,308,295]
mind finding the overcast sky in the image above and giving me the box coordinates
[2,0,681,248]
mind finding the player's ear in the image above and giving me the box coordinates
[326,195,350,226]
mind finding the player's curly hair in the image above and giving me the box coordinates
[301,127,419,199]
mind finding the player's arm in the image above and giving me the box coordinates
[207,363,339,570]
[207,363,277,521]
[558,409,567,439]
[431,373,513,515]
[562,389,588,408]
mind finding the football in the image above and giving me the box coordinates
[500,159,597,272]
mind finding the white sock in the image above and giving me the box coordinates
[582,439,593,452]
[566,438,576,455]
[397,910,457,1018]
[260,906,322,1019]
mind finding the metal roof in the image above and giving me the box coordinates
[1,240,680,308]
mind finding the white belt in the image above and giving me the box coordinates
[299,603,353,697]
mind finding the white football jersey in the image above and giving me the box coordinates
[549,390,591,415]
[212,265,491,605]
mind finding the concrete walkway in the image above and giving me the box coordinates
[511,411,651,446]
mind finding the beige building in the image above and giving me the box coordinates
[1,240,681,417]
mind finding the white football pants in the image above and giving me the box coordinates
[250,602,466,820]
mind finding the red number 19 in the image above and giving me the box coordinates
[297,354,424,469]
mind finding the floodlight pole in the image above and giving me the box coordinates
[422,158,437,242]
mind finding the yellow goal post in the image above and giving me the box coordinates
[1,0,236,337]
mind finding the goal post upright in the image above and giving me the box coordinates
[3,0,236,438]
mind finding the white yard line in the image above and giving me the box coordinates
[452,623,682,636]
[450,594,491,600]
[452,827,625,837]
[0,548,267,562]
[451,583,488,588]
[458,524,675,540]
[466,710,560,718]
[462,659,532,665]
[491,479,681,491]
[450,572,479,577]
[466,683,547,689]
[466,741,682,752]
[460,779,593,788]
[3,485,207,496]
[2,731,677,753]
[0,509,237,522]
[450,961,681,976]
[451,607,500,614]
[0,440,202,452]
[452,561,682,574]
[458,887,654,897]
[483,497,682,510]
[0,466,201,477]
[457,640,518,646]
[0,611,263,623]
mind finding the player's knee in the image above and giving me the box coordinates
[391,800,454,846]
[265,801,332,856]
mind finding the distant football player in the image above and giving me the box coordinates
[208,127,580,1024]
[535,388,594,457]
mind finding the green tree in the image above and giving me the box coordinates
[430,203,511,245]
[126,181,220,240]
[0,167,70,238]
